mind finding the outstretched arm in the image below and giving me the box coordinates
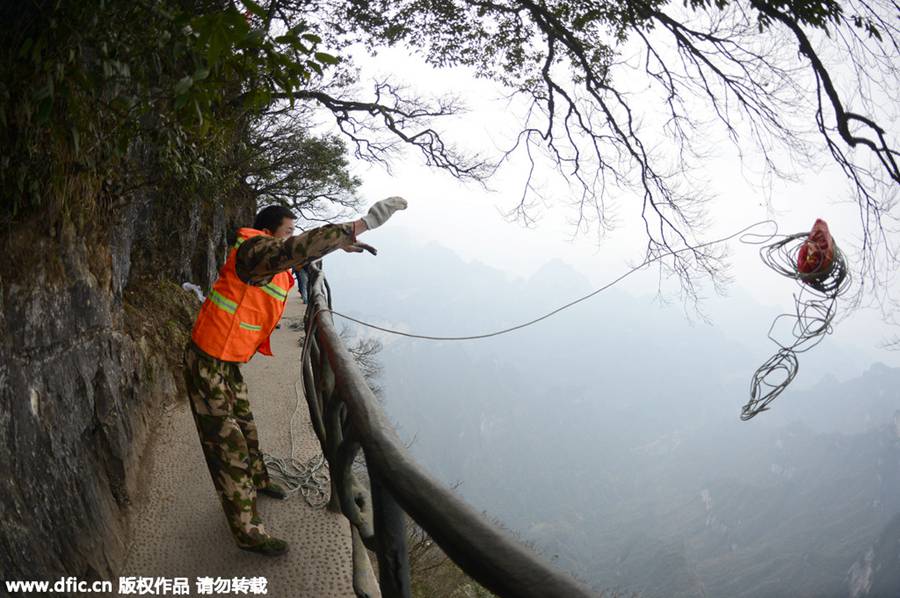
[235,197,407,285]
[235,221,364,285]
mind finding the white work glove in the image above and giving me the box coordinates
[361,196,408,230]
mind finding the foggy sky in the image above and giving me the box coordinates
[311,45,900,368]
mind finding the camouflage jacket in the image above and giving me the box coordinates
[234,223,356,286]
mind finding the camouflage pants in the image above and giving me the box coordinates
[183,344,273,546]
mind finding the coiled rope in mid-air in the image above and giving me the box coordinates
[741,226,851,420]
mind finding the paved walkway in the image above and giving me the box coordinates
[122,296,370,597]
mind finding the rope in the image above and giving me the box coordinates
[741,233,851,420]
[262,325,333,509]
[311,220,782,342]
[286,216,845,475]
[263,450,330,509]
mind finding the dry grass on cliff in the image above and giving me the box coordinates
[123,277,200,394]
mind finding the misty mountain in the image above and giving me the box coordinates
[324,234,900,597]
[849,512,900,597]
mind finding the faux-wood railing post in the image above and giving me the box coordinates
[369,469,411,598]
[302,337,326,447]
[314,330,343,513]
[324,394,344,514]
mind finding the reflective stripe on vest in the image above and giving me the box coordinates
[239,322,262,331]
[209,289,237,314]
[261,282,289,302]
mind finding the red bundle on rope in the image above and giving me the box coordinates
[796,219,835,280]
[744,218,849,420]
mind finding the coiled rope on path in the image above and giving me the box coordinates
[266,219,850,503]
[263,411,331,508]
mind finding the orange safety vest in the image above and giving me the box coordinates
[191,228,294,363]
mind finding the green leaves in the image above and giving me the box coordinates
[165,4,340,126]
[32,74,55,124]
[240,0,268,20]
[749,0,845,31]
[314,52,339,65]
[3,0,341,226]
[850,14,883,41]
[174,75,193,95]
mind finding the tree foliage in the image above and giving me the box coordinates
[0,0,347,230]
[3,0,897,295]
[247,112,362,220]
[286,0,896,295]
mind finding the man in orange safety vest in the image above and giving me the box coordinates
[184,197,406,555]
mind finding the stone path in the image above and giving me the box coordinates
[121,296,371,597]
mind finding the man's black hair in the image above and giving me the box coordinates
[253,205,295,233]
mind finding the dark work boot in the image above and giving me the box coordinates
[237,536,289,556]
[257,480,288,500]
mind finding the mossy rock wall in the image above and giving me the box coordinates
[0,188,253,581]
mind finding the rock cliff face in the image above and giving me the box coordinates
[0,189,254,581]
[849,499,900,597]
